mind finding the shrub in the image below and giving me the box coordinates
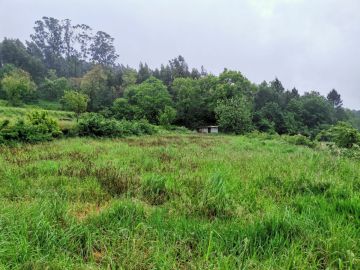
[77,113,120,137]
[316,122,360,148]
[283,134,316,148]
[1,69,37,106]
[77,113,157,138]
[0,111,61,144]
[60,90,89,120]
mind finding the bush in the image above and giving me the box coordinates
[0,111,61,144]
[77,113,157,138]
[60,90,89,119]
[77,113,119,137]
[283,134,316,148]
[1,69,37,106]
[316,122,360,148]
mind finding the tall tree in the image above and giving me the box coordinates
[270,77,285,93]
[30,17,64,71]
[90,31,118,66]
[0,38,45,82]
[190,68,201,79]
[327,89,343,108]
[172,77,204,128]
[121,66,138,89]
[137,62,152,83]
[215,96,253,134]
[169,55,190,79]
[124,77,172,123]
[159,64,172,86]
[215,69,255,102]
[80,65,114,111]
[73,24,93,61]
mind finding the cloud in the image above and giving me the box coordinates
[248,0,303,17]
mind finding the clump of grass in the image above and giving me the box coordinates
[58,162,93,179]
[94,166,140,197]
[141,174,169,205]
[198,174,234,219]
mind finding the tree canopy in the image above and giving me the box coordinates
[0,16,359,136]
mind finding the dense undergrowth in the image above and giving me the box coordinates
[0,110,158,144]
[0,134,360,269]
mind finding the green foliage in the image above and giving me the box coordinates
[317,122,360,148]
[288,91,334,136]
[1,69,37,106]
[137,62,152,83]
[0,38,45,82]
[215,96,253,134]
[77,113,156,137]
[77,113,121,137]
[60,90,89,118]
[158,106,176,128]
[90,31,119,66]
[347,109,360,130]
[111,98,138,121]
[327,89,343,108]
[0,64,17,99]
[80,65,114,111]
[125,77,172,124]
[0,17,355,140]
[217,69,255,99]
[121,67,138,88]
[0,64,17,80]
[254,102,287,134]
[171,76,221,129]
[282,134,316,148]
[0,110,61,144]
[38,70,69,101]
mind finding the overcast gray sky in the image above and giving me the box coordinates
[0,0,359,109]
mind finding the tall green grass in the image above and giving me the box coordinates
[0,134,359,269]
[0,101,74,122]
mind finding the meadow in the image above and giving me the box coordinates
[0,100,74,120]
[0,133,359,269]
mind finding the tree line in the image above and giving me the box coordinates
[0,16,359,136]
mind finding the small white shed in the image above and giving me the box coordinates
[197,126,219,134]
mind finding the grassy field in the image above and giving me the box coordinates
[0,134,359,269]
[0,100,76,132]
[0,99,74,121]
